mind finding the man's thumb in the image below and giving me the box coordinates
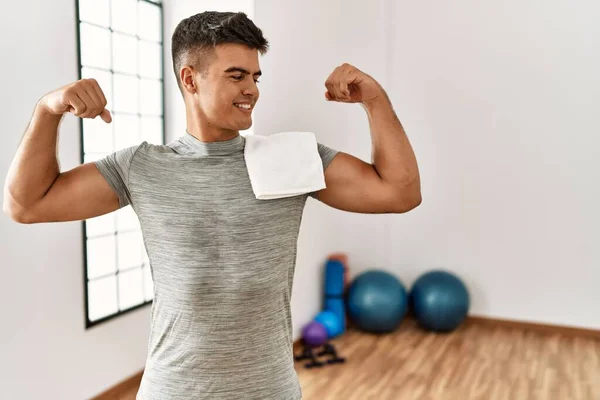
[100,108,112,124]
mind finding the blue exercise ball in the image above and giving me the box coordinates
[410,270,470,332]
[347,270,408,333]
[314,311,343,338]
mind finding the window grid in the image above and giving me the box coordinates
[80,20,163,45]
[78,62,164,81]
[76,0,164,329]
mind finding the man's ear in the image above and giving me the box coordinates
[180,65,198,95]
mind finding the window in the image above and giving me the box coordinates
[75,0,164,329]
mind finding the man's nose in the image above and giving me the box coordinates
[242,80,259,97]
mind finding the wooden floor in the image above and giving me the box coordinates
[296,319,600,400]
[114,319,600,400]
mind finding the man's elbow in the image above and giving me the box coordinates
[3,207,34,224]
[389,181,422,213]
[3,197,36,224]
[396,191,422,213]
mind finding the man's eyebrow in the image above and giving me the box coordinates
[224,67,262,76]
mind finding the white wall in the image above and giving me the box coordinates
[0,1,150,399]
[256,0,600,331]
[388,1,600,329]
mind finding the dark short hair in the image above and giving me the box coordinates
[171,11,269,92]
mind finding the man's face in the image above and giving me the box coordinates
[194,44,261,132]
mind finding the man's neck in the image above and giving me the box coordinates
[186,127,240,143]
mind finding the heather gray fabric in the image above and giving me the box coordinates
[94,133,338,400]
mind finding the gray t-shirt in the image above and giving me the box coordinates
[94,133,338,400]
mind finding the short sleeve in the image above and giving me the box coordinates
[317,142,339,171]
[310,142,339,199]
[94,144,142,208]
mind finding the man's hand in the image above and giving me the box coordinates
[40,78,112,123]
[324,63,385,106]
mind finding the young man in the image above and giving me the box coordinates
[3,11,420,400]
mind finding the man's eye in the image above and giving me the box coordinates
[231,75,260,83]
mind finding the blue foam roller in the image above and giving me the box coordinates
[314,311,343,338]
[324,259,345,296]
[325,298,346,333]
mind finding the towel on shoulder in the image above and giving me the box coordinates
[244,132,326,200]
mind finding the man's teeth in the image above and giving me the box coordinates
[235,104,251,109]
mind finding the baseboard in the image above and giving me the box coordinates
[90,370,144,400]
[466,315,600,340]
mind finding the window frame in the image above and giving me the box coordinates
[74,0,166,329]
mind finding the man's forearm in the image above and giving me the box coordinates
[3,101,62,212]
[362,91,420,191]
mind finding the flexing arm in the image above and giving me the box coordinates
[316,64,421,213]
[3,79,118,224]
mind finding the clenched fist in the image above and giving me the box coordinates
[40,78,112,123]
[324,63,384,106]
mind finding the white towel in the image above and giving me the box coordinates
[244,132,326,200]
